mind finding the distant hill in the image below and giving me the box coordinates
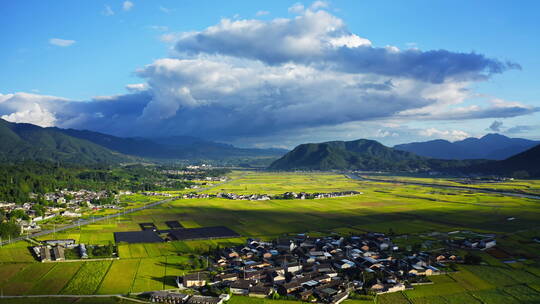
[468,144,540,178]
[270,139,467,171]
[55,128,287,161]
[394,134,539,160]
[0,119,130,164]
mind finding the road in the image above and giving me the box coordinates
[346,174,540,200]
[0,196,179,246]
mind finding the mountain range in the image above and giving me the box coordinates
[56,128,286,160]
[269,139,480,172]
[0,119,130,164]
[270,138,540,177]
[0,118,286,164]
[394,134,539,160]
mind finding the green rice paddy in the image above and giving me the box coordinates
[0,171,539,303]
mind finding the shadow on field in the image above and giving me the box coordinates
[152,275,178,287]
[168,203,539,235]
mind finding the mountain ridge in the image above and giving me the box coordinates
[394,133,539,160]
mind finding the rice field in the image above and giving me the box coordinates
[0,171,539,302]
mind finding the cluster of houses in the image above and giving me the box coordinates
[0,189,123,234]
[178,191,361,201]
[32,239,77,262]
[32,239,107,262]
[166,233,459,304]
[149,292,229,304]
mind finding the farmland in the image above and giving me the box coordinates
[0,171,539,303]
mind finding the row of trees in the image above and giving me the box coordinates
[0,162,197,204]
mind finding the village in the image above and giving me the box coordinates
[143,232,495,304]
[181,191,362,201]
[0,189,123,234]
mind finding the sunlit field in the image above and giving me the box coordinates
[1,171,540,303]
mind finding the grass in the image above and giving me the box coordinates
[97,259,140,294]
[131,257,166,293]
[29,263,83,294]
[61,261,112,295]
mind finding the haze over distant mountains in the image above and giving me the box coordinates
[394,134,539,160]
[0,118,286,164]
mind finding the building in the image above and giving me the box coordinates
[149,291,189,303]
[186,295,223,304]
[52,246,65,261]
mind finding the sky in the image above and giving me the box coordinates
[1,0,539,148]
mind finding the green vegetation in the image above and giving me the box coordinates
[269,138,484,171]
[61,261,112,294]
[0,118,130,164]
[0,171,539,303]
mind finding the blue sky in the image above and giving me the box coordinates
[1,1,539,147]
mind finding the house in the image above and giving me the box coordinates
[180,273,208,288]
[187,295,223,304]
[230,280,253,295]
[52,246,65,261]
[331,291,349,304]
[39,246,52,262]
[149,291,189,303]
[43,239,76,246]
[248,285,273,298]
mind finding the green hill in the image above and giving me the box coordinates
[468,144,540,178]
[269,139,431,171]
[0,119,130,164]
[269,138,486,172]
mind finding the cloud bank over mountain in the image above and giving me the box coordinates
[0,5,535,146]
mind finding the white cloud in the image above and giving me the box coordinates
[311,1,329,10]
[419,128,470,141]
[255,10,270,16]
[125,83,148,92]
[122,1,133,11]
[288,3,305,14]
[102,5,114,16]
[0,7,530,146]
[49,38,76,47]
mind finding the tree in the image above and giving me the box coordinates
[0,221,21,239]
[464,253,482,265]
[9,209,29,220]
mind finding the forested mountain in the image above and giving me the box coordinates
[0,119,130,164]
[394,134,539,160]
[56,128,287,160]
[467,144,540,178]
[269,139,482,171]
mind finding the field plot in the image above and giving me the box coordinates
[61,261,112,295]
[114,230,163,244]
[29,263,82,294]
[1,263,56,295]
[98,259,140,294]
[131,257,166,292]
[169,226,240,240]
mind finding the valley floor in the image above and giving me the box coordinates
[1,171,540,303]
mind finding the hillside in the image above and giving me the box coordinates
[0,119,130,164]
[269,138,489,172]
[468,144,540,177]
[394,134,539,160]
[269,139,432,171]
[56,128,287,160]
